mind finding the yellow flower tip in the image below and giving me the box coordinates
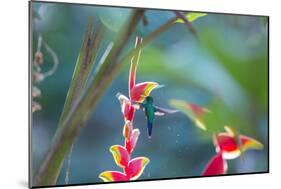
[109,145,119,153]
[109,145,121,162]
[143,82,159,96]
[195,119,207,131]
[203,107,211,113]
[257,141,264,149]
[248,139,264,150]
[224,125,236,137]
[99,171,111,182]
[141,157,150,166]
[240,135,264,153]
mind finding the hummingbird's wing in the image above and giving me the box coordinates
[153,105,179,116]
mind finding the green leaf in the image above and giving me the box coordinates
[57,21,103,127]
[201,99,251,134]
[200,29,268,110]
[175,12,207,23]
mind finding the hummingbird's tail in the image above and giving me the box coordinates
[147,120,153,138]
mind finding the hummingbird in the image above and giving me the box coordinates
[135,96,178,138]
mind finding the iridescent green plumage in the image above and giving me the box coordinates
[139,96,178,138]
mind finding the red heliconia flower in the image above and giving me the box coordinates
[128,51,139,96]
[130,82,159,103]
[116,93,135,122]
[125,157,150,180]
[100,37,151,183]
[202,152,227,176]
[99,145,149,182]
[128,39,160,103]
[214,126,264,160]
[99,171,128,182]
[202,126,264,176]
[125,128,140,154]
[117,75,160,121]
[169,99,210,130]
[122,120,140,154]
[117,35,161,123]
[123,121,133,141]
[110,145,130,168]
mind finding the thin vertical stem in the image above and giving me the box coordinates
[64,143,74,184]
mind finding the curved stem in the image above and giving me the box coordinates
[41,40,59,78]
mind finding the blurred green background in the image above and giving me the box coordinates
[31,2,268,185]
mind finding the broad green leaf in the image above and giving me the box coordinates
[200,29,268,110]
[58,22,103,127]
[201,99,251,134]
[175,12,207,23]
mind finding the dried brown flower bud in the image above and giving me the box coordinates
[34,51,43,66]
[32,101,42,112]
[32,86,41,98]
[33,72,44,83]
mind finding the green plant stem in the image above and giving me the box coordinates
[174,11,198,39]
[116,17,177,69]
[34,9,145,187]
[65,142,74,184]
[58,22,103,185]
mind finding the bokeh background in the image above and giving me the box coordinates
[31,2,268,186]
